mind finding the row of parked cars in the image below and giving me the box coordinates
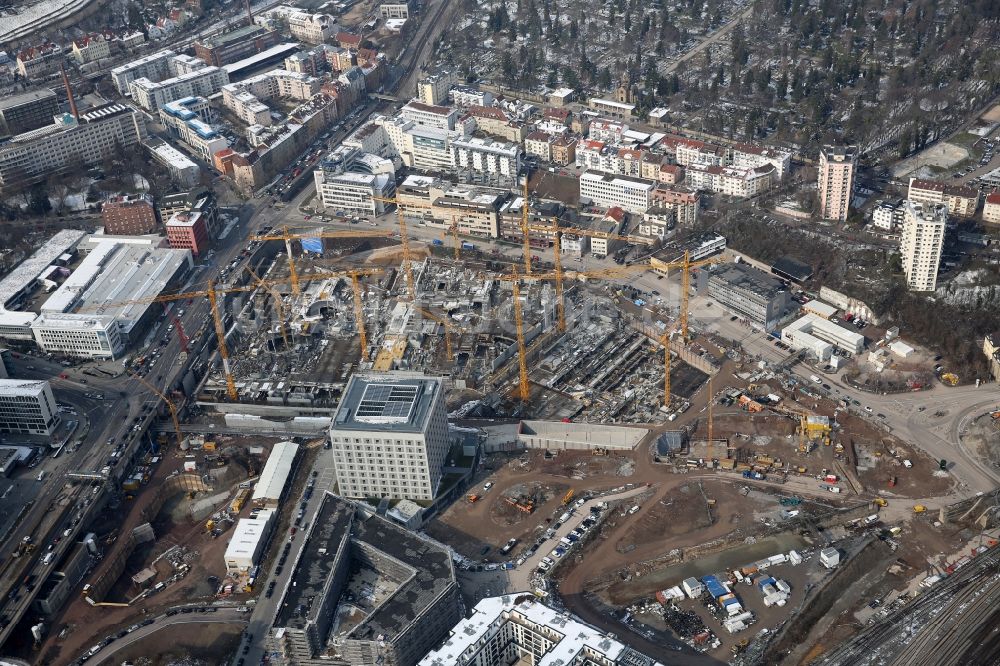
[536,506,602,573]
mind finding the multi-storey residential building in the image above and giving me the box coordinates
[448,85,494,108]
[329,373,449,501]
[907,178,979,218]
[416,70,456,105]
[650,186,699,227]
[639,208,674,239]
[193,24,280,66]
[730,143,792,179]
[684,163,775,198]
[818,145,856,221]
[159,96,229,161]
[662,135,725,167]
[465,105,526,142]
[984,192,1000,225]
[378,116,453,170]
[254,5,336,43]
[708,263,793,330]
[657,163,683,184]
[900,200,947,292]
[130,65,230,112]
[221,70,320,126]
[575,139,614,172]
[270,494,461,666]
[15,43,62,79]
[71,34,110,64]
[579,171,654,213]
[420,594,665,666]
[524,131,552,161]
[983,333,1000,383]
[588,118,628,143]
[0,89,58,137]
[589,207,626,257]
[550,136,576,165]
[379,1,412,18]
[102,194,159,235]
[401,100,459,130]
[146,139,200,187]
[451,136,521,177]
[429,186,507,237]
[30,314,125,360]
[0,103,147,187]
[870,199,905,232]
[314,148,396,216]
[111,50,178,95]
[0,379,58,436]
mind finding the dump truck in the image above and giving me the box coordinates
[467,494,480,503]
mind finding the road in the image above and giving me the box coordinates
[663,2,754,74]
[235,442,338,665]
[88,606,248,665]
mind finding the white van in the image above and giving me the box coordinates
[810,375,822,384]
[628,505,640,515]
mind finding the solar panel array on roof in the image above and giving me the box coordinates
[355,383,419,420]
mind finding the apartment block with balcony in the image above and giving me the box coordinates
[818,145,856,221]
[907,178,979,218]
[900,200,946,292]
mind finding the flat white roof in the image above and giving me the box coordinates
[590,98,635,111]
[224,509,274,561]
[784,313,864,348]
[0,229,85,308]
[419,594,664,666]
[0,378,49,397]
[802,300,838,318]
[252,441,298,502]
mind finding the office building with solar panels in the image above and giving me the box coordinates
[329,372,448,501]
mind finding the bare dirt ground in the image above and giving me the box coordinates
[964,414,1000,466]
[98,622,243,666]
[614,481,717,553]
[425,449,640,560]
[892,141,969,177]
[982,104,1000,123]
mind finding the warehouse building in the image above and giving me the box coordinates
[781,313,865,361]
[224,509,275,571]
[329,373,448,502]
[708,263,793,331]
[252,441,298,508]
[419,594,664,666]
[0,379,58,436]
[270,493,461,666]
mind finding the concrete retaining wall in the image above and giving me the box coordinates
[518,420,648,451]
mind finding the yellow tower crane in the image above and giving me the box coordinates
[530,220,655,332]
[520,179,533,276]
[251,227,395,297]
[512,269,530,402]
[244,263,290,350]
[89,269,382,401]
[128,371,182,448]
[650,251,725,341]
[370,194,418,300]
[707,375,714,444]
[415,306,462,360]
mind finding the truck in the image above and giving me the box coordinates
[42,553,54,566]
[36,471,46,482]
[461,242,475,250]
[432,239,444,246]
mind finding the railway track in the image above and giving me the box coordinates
[816,546,1000,665]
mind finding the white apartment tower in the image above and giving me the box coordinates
[329,373,449,501]
[818,145,857,221]
[900,201,947,292]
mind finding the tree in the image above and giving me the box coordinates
[28,184,51,215]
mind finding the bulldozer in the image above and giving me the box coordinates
[873,498,887,507]
[913,504,927,514]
